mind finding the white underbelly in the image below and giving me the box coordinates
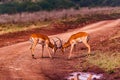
[38,38,45,45]
[76,38,82,43]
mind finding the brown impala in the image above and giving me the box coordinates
[29,33,62,59]
[62,32,91,59]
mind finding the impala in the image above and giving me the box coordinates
[29,33,62,59]
[62,32,91,59]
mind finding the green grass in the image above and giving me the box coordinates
[87,51,120,73]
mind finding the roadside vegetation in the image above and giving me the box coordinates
[0,21,50,35]
[0,0,120,14]
[0,7,120,35]
[88,31,120,73]
[0,0,120,35]
[87,51,120,73]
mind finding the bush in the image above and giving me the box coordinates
[0,0,120,14]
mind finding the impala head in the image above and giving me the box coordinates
[52,37,64,54]
[60,40,71,54]
[52,39,57,54]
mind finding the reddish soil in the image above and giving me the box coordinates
[0,26,66,47]
[0,19,120,80]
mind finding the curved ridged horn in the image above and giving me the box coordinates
[52,39,57,47]
[55,37,62,48]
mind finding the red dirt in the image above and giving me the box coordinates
[0,27,65,47]
[0,19,120,80]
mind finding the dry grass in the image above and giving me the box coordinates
[0,7,120,23]
[0,21,50,35]
[87,51,120,73]
[0,7,120,35]
[87,33,120,73]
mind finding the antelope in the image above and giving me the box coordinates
[62,32,91,59]
[29,33,62,59]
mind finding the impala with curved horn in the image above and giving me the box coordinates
[62,32,91,59]
[29,33,61,59]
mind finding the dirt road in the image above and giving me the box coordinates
[0,19,120,80]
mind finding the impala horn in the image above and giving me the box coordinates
[52,39,57,47]
[55,37,62,49]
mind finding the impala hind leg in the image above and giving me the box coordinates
[46,44,52,58]
[83,41,91,55]
[74,44,77,52]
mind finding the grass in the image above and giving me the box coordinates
[0,21,50,35]
[87,51,120,73]
[0,7,120,35]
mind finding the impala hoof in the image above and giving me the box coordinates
[87,54,91,56]
[41,56,44,58]
[32,54,36,59]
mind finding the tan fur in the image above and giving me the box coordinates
[30,33,57,59]
[63,32,91,59]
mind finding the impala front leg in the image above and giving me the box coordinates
[46,44,52,58]
[83,41,91,56]
[68,44,74,59]
[41,45,44,58]
[30,42,37,59]
[61,48,64,54]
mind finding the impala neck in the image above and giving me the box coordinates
[63,41,71,48]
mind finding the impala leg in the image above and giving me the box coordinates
[61,48,64,54]
[74,44,77,52]
[68,44,74,59]
[30,42,37,59]
[41,45,44,58]
[52,48,55,55]
[83,41,91,55]
[46,45,52,58]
